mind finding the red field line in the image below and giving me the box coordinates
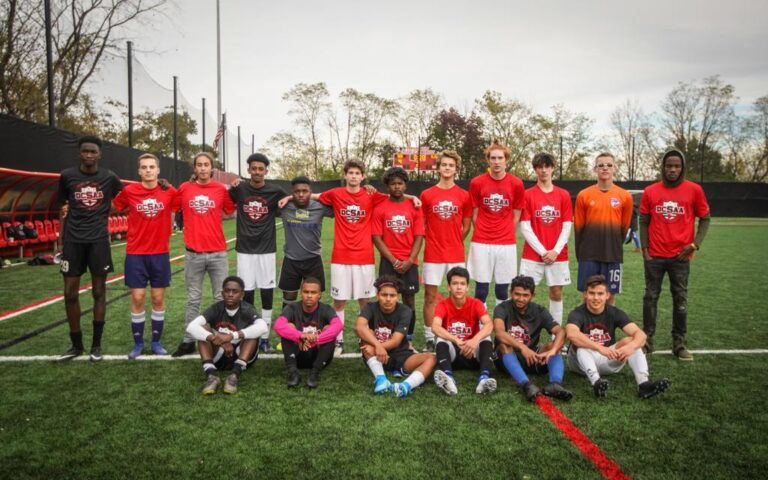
[536,396,631,480]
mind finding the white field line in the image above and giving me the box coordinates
[0,350,766,363]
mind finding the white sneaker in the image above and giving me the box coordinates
[475,377,497,395]
[433,370,458,396]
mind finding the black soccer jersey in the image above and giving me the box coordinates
[229,181,287,254]
[58,166,123,242]
[360,302,411,354]
[567,303,631,348]
[493,301,556,349]
[202,301,259,335]
[280,301,337,334]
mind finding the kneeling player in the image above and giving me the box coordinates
[355,276,436,397]
[274,277,341,389]
[494,275,572,402]
[566,274,670,399]
[431,267,496,395]
[186,276,267,395]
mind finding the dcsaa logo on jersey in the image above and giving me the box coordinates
[189,195,215,214]
[482,193,509,213]
[243,196,268,222]
[375,325,393,342]
[301,324,319,335]
[386,215,411,233]
[655,201,685,220]
[448,321,473,340]
[587,326,611,346]
[340,204,365,223]
[136,198,164,218]
[73,182,104,209]
[535,205,560,224]
[433,200,458,219]
[610,197,621,208]
[507,324,531,344]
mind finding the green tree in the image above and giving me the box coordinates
[427,108,485,179]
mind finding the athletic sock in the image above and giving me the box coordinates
[627,348,650,384]
[261,309,272,340]
[576,348,601,385]
[150,310,165,343]
[91,321,105,348]
[549,300,564,326]
[243,290,255,306]
[502,352,529,385]
[404,371,425,390]
[435,341,452,372]
[70,331,84,350]
[494,283,509,306]
[202,362,217,376]
[474,282,489,303]
[366,356,385,377]
[335,309,345,343]
[547,353,565,383]
[130,311,145,345]
[232,359,247,377]
[424,326,434,342]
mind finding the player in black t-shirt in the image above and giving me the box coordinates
[355,276,437,397]
[56,136,124,362]
[493,275,572,402]
[186,276,268,395]
[565,275,670,399]
[274,277,341,388]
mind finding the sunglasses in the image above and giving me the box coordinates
[596,163,614,168]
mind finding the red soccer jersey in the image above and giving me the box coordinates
[318,187,388,265]
[421,184,472,263]
[521,185,573,262]
[172,180,236,253]
[113,183,178,255]
[469,172,525,244]
[434,296,487,341]
[640,180,710,259]
[372,198,425,265]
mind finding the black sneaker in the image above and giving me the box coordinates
[306,369,320,389]
[593,378,610,398]
[287,369,300,388]
[424,340,435,353]
[89,346,103,362]
[522,382,541,402]
[543,382,573,401]
[56,346,84,362]
[638,378,670,399]
[171,341,195,357]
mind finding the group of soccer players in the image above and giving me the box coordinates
[54,134,710,399]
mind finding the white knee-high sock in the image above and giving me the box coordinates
[576,348,601,385]
[424,326,434,341]
[335,309,345,343]
[404,371,425,389]
[366,356,385,377]
[627,348,650,384]
[261,309,272,340]
[549,300,564,326]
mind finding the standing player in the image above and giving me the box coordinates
[566,275,670,399]
[186,276,267,395]
[355,276,437,397]
[113,153,177,359]
[519,153,573,329]
[372,167,424,345]
[494,275,572,402]
[278,177,334,310]
[171,152,236,357]
[431,267,496,395]
[229,153,287,353]
[421,150,472,352]
[468,141,524,307]
[56,135,124,361]
[574,152,632,303]
[274,277,341,389]
[639,149,710,360]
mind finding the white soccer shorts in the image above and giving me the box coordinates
[330,263,375,300]
[467,242,517,284]
[566,346,625,376]
[423,262,465,286]
[237,252,277,290]
[519,259,572,287]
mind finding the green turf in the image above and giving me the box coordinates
[0,217,766,479]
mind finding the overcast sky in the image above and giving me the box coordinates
[112,0,768,153]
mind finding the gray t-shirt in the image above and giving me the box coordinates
[280,200,333,261]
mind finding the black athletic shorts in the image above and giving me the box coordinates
[213,342,258,370]
[60,240,113,277]
[278,255,326,292]
[379,257,419,294]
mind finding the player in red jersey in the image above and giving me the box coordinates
[372,167,424,345]
[171,152,237,357]
[113,154,177,359]
[468,141,524,307]
[420,150,472,352]
[639,149,710,360]
[519,153,573,329]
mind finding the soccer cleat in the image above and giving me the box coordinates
[638,378,670,399]
[560,344,570,356]
[593,378,610,398]
[258,339,275,353]
[127,344,144,360]
[150,341,168,356]
[334,341,344,357]
[393,382,413,398]
[287,369,300,388]
[89,346,103,362]
[223,373,239,394]
[475,377,497,395]
[56,346,84,362]
[171,341,195,357]
[373,375,392,394]
[424,340,435,353]
[202,374,221,395]
[542,382,572,401]
[306,369,320,389]
[433,370,458,396]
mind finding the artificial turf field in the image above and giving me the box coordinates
[0,217,766,479]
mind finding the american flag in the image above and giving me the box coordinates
[212,115,226,152]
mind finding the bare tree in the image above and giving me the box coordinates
[532,104,595,180]
[282,82,330,178]
[609,99,662,180]
[474,90,537,171]
[390,88,443,148]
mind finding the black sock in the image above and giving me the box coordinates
[232,359,247,377]
[70,331,84,350]
[244,290,255,306]
[478,341,494,374]
[436,342,452,372]
[91,322,105,348]
[202,361,217,376]
[260,288,274,310]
